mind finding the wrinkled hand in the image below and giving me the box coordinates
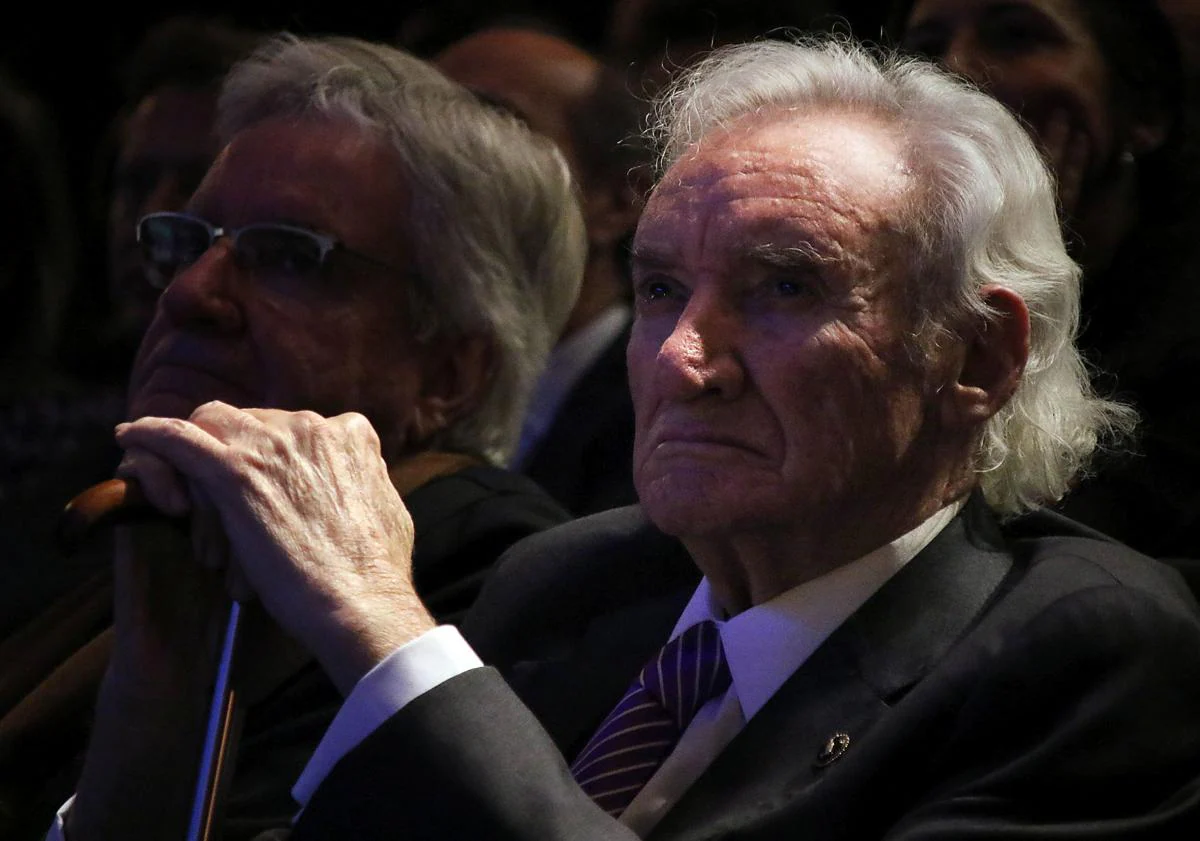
[116,401,436,693]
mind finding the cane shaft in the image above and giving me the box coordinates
[60,478,246,841]
[188,601,243,841]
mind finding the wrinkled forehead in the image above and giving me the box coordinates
[636,110,915,263]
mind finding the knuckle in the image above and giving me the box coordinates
[191,400,229,420]
[289,409,330,441]
[226,441,269,478]
[341,412,381,447]
[293,409,325,428]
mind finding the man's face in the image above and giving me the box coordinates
[902,0,1118,196]
[127,116,435,460]
[629,112,949,551]
[109,87,222,334]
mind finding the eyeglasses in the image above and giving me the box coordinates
[136,211,404,288]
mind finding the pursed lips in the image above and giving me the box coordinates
[131,354,252,407]
[648,426,767,458]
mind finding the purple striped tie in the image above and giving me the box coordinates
[570,620,731,816]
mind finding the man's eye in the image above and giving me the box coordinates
[763,274,816,300]
[635,276,681,303]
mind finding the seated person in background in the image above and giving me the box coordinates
[2,34,583,840]
[64,36,1200,840]
[604,0,841,94]
[97,15,264,381]
[436,27,649,516]
[893,0,1200,558]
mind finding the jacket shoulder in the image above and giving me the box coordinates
[462,506,698,661]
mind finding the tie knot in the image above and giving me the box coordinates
[640,619,731,730]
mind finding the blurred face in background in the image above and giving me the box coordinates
[108,86,221,338]
[901,0,1117,202]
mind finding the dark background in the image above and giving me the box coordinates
[0,0,894,251]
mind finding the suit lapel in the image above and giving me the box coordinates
[651,496,1015,840]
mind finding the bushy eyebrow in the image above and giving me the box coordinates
[629,243,674,271]
[631,240,839,270]
[747,242,839,269]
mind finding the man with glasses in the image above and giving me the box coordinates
[20,34,584,840]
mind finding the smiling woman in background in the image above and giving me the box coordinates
[894,0,1200,557]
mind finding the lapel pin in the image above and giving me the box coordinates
[814,732,851,768]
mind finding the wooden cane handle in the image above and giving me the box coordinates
[57,478,161,553]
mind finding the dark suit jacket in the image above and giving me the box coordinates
[521,324,638,517]
[293,498,1200,839]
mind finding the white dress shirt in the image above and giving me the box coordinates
[48,500,962,839]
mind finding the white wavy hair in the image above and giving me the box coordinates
[649,37,1136,515]
[218,35,587,464]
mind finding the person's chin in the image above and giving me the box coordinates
[637,464,749,536]
[126,390,204,421]
[126,367,254,421]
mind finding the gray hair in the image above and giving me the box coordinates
[649,36,1136,515]
[217,35,587,463]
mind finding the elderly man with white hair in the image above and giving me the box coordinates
[65,36,1200,840]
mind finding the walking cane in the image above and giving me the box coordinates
[60,478,243,841]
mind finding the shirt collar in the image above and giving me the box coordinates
[669,500,964,721]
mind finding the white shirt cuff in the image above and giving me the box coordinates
[46,794,73,840]
[291,625,483,808]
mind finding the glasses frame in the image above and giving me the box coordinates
[136,211,405,288]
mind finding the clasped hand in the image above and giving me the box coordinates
[115,402,434,693]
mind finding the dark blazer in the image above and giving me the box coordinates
[521,324,638,517]
[293,498,1200,840]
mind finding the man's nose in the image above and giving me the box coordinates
[158,242,243,333]
[656,292,745,400]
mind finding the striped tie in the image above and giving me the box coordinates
[570,620,731,816]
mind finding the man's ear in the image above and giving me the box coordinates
[409,334,494,444]
[939,285,1030,429]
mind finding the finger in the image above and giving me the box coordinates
[189,400,267,440]
[242,408,337,456]
[115,446,192,517]
[116,416,230,485]
[241,407,323,429]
